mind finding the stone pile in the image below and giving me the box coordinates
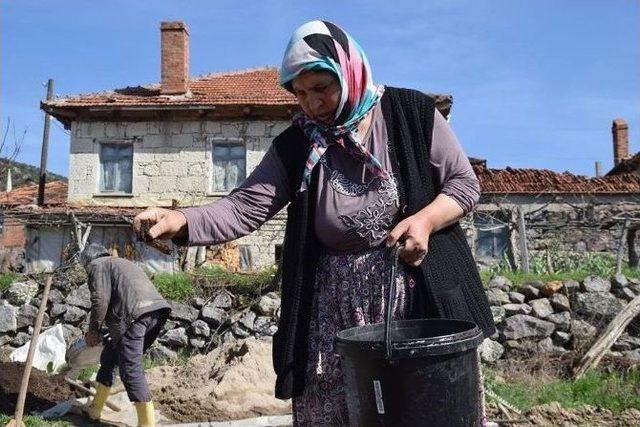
[479,274,640,363]
[0,271,281,361]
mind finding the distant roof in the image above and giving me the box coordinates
[606,152,640,177]
[41,67,454,126]
[474,165,640,195]
[0,181,67,207]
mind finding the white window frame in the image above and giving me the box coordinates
[209,137,246,194]
[98,141,133,195]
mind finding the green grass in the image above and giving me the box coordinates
[151,272,197,300]
[0,413,70,427]
[77,364,99,381]
[193,264,277,295]
[481,251,640,286]
[486,369,640,413]
[0,271,19,292]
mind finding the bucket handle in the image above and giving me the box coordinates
[384,244,403,360]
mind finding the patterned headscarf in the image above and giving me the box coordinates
[280,20,389,192]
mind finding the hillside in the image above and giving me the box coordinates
[0,158,66,190]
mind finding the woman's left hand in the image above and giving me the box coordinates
[386,213,434,267]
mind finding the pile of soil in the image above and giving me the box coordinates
[526,402,640,426]
[0,362,77,414]
[148,338,291,422]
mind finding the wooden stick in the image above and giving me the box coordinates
[572,294,640,378]
[517,208,530,273]
[6,276,52,427]
[64,378,121,412]
[615,219,629,276]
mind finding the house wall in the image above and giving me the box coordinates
[68,119,291,270]
[469,194,640,269]
[0,217,25,248]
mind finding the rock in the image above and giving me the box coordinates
[530,298,554,319]
[503,340,524,351]
[50,303,68,318]
[508,292,526,304]
[621,349,640,362]
[0,334,12,346]
[479,338,504,363]
[485,288,510,306]
[201,304,228,327]
[503,303,532,316]
[630,283,640,295]
[0,301,18,333]
[522,280,544,289]
[212,291,233,309]
[487,276,512,291]
[541,281,563,297]
[254,292,281,316]
[537,337,568,355]
[563,280,580,298]
[47,289,65,304]
[253,316,273,335]
[570,319,598,346]
[65,284,92,309]
[5,280,39,306]
[61,324,83,343]
[147,343,177,362]
[574,292,625,319]
[231,322,251,338]
[614,287,637,302]
[189,319,211,337]
[12,332,31,346]
[169,301,199,323]
[221,331,235,344]
[519,284,541,301]
[63,306,87,324]
[160,327,188,347]
[502,315,555,340]
[189,338,206,349]
[546,312,571,332]
[611,274,628,290]
[191,297,205,309]
[17,304,49,329]
[552,331,572,346]
[267,325,278,336]
[581,276,611,293]
[550,294,571,312]
[611,334,640,352]
[490,306,506,324]
[239,311,257,330]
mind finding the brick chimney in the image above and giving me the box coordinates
[160,21,189,95]
[612,118,629,166]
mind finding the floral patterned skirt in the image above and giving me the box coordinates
[292,245,413,427]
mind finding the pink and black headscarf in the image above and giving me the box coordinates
[279,20,389,192]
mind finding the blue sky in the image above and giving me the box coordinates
[1,0,638,177]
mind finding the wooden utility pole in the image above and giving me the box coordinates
[517,208,530,273]
[37,79,54,206]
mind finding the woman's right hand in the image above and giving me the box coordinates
[133,207,188,240]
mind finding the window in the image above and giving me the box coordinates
[212,138,245,192]
[100,143,133,193]
[474,213,509,259]
[239,245,253,270]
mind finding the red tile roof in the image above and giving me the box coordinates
[474,166,640,195]
[0,181,68,207]
[43,67,297,109]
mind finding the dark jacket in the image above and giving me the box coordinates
[87,257,171,343]
[271,87,496,399]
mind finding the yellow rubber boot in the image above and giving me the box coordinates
[134,401,156,427]
[84,383,111,420]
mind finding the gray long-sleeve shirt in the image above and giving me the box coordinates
[87,257,170,343]
[181,105,479,251]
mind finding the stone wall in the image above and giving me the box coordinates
[478,274,640,364]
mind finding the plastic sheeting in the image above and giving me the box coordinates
[10,324,67,372]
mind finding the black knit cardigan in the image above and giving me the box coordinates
[271,87,496,400]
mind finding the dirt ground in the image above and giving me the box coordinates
[147,338,291,423]
[0,362,78,414]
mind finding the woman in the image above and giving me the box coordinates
[134,20,495,426]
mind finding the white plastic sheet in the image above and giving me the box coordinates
[9,324,67,372]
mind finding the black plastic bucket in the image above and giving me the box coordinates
[335,246,484,427]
